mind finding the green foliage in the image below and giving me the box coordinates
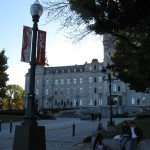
[111,27,150,91]
[0,115,24,123]
[0,49,8,97]
[3,84,24,110]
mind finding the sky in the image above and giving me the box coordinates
[0,0,104,89]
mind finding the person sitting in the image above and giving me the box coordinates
[93,123,106,150]
[129,121,143,150]
[119,120,130,150]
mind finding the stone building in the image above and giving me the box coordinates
[24,34,150,111]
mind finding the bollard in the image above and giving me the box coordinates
[0,120,1,132]
[10,120,12,133]
[72,122,75,137]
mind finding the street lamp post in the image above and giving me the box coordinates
[13,1,46,150]
[107,72,113,126]
[101,63,118,127]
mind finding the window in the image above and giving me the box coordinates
[73,78,76,84]
[67,100,70,105]
[94,88,97,93]
[36,79,40,86]
[80,68,82,72]
[89,77,92,83]
[54,101,57,106]
[45,88,48,95]
[67,79,70,84]
[68,69,70,73]
[74,68,76,72]
[80,88,83,94]
[89,66,92,71]
[62,69,64,73]
[79,78,83,84]
[99,99,102,106]
[36,89,39,95]
[80,99,83,106]
[89,87,92,93]
[73,99,76,106]
[61,79,64,85]
[142,97,147,104]
[112,84,117,92]
[131,97,136,105]
[61,100,63,106]
[118,86,120,91]
[54,89,58,95]
[99,77,102,82]
[94,100,97,106]
[94,77,97,83]
[99,86,102,92]
[55,79,58,85]
[94,65,97,70]
[89,99,92,105]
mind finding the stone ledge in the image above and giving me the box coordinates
[74,138,150,150]
[102,139,150,150]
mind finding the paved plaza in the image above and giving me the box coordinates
[0,117,133,150]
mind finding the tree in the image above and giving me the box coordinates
[0,49,8,97]
[5,84,24,110]
[111,35,150,92]
[43,0,150,92]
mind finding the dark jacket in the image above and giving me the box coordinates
[130,126,143,140]
[121,125,130,136]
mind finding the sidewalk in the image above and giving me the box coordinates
[0,117,133,150]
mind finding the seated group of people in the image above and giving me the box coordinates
[93,121,143,150]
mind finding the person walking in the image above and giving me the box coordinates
[90,111,95,121]
[129,121,143,150]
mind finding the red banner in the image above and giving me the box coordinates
[37,30,46,66]
[21,26,32,63]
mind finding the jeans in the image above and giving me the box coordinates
[119,136,129,150]
[129,138,139,150]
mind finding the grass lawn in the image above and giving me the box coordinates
[0,115,24,123]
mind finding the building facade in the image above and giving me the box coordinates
[24,34,150,111]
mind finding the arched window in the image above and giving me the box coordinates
[94,100,97,106]
[94,88,97,93]
[61,100,63,106]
